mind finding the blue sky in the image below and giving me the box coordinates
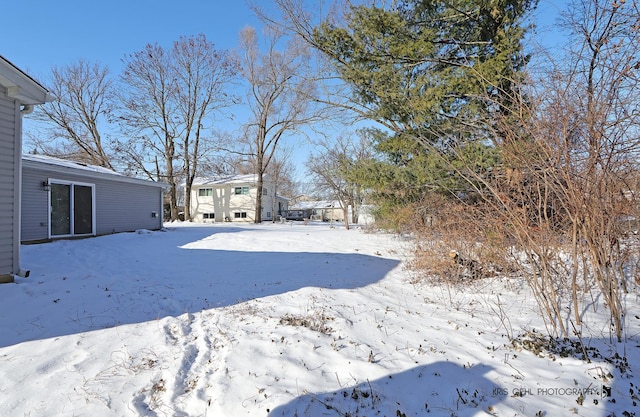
[1,0,567,80]
[1,0,263,81]
[2,0,568,182]
[1,1,308,177]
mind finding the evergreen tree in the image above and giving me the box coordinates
[312,0,535,145]
[307,0,533,225]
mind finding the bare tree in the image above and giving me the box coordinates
[306,132,371,229]
[34,59,114,168]
[266,147,299,221]
[196,139,242,178]
[235,25,323,223]
[553,0,639,341]
[254,0,376,143]
[117,34,237,221]
[174,35,239,221]
[118,42,180,219]
[431,0,640,341]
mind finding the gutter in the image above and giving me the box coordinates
[20,104,34,115]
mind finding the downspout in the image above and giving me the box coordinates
[15,104,35,278]
[20,104,34,115]
[16,268,30,278]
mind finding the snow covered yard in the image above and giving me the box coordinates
[0,222,638,416]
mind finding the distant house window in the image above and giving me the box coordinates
[234,212,247,219]
[199,188,213,197]
[262,187,268,196]
[203,213,215,219]
[234,186,249,195]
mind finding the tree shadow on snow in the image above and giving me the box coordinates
[2,226,400,347]
[268,361,505,417]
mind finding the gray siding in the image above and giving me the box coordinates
[20,165,51,242]
[0,91,18,276]
[21,163,164,243]
[95,179,163,236]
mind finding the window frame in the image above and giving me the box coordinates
[198,188,213,197]
[234,186,249,195]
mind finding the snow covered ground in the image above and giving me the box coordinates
[0,222,638,416]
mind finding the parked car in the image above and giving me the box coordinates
[284,209,312,221]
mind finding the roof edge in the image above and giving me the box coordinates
[0,55,53,104]
[22,156,169,190]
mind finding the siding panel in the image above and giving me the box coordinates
[95,180,163,235]
[0,93,17,276]
[20,166,50,241]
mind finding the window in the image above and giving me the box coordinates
[234,212,247,218]
[203,213,215,219]
[262,187,268,196]
[234,186,249,195]
[198,188,213,197]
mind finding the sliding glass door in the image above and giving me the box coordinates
[49,180,95,238]
[73,185,93,235]
[50,183,71,236]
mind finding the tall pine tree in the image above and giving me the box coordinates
[310,0,534,222]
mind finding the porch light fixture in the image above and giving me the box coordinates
[42,181,50,191]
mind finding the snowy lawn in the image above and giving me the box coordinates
[0,222,638,416]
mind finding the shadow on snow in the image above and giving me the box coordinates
[0,225,400,348]
[268,361,504,417]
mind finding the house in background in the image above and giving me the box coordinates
[286,200,345,222]
[287,195,376,225]
[190,174,289,222]
[287,195,346,222]
[21,154,168,243]
[0,56,52,283]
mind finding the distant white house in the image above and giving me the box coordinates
[189,174,289,223]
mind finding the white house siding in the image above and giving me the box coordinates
[190,176,278,223]
[231,187,258,222]
[191,185,258,222]
[262,189,277,221]
[21,159,165,243]
[190,190,217,222]
[0,90,18,279]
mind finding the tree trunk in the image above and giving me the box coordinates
[343,205,350,230]
[255,173,263,223]
[272,182,278,223]
[166,143,178,221]
[185,184,192,222]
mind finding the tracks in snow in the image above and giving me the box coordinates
[132,310,235,416]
